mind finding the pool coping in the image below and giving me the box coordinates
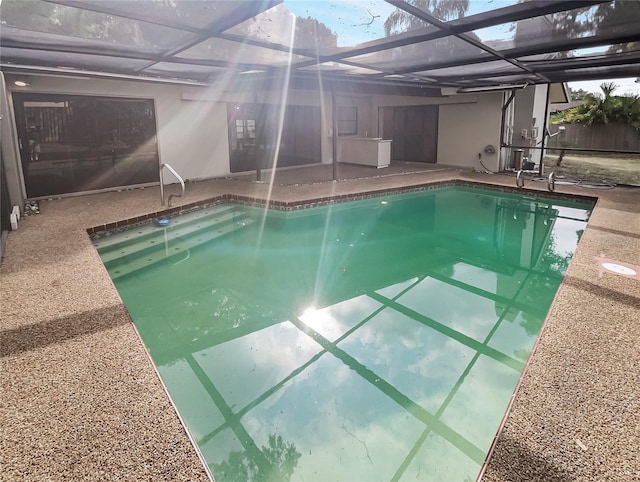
[87,179,597,236]
[2,168,638,481]
[87,177,599,481]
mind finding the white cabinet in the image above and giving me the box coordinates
[337,137,391,168]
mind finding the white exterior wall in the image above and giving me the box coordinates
[529,84,549,165]
[511,84,550,167]
[6,76,231,183]
[362,92,503,170]
[3,75,507,202]
[184,86,334,165]
[437,93,503,171]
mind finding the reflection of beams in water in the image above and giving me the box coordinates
[426,270,550,318]
[185,354,273,471]
[186,264,538,466]
[192,270,533,473]
[390,270,535,481]
[288,316,486,464]
[199,279,421,445]
[368,292,524,372]
[197,348,328,447]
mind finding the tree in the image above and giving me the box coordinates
[211,434,302,481]
[553,82,640,130]
[381,1,475,67]
[294,17,337,51]
[569,87,590,101]
[384,0,469,35]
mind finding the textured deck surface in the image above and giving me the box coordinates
[1,164,638,481]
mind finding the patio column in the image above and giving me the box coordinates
[332,87,338,181]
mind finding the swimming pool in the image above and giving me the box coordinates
[93,185,593,481]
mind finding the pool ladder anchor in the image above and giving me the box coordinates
[160,163,186,207]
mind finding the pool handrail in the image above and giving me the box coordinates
[160,163,185,207]
[548,171,556,191]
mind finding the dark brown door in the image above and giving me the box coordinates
[381,105,438,163]
[228,104,321,173]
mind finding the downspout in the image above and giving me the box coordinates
[500,89,517,147]
[538,83,551,176]
[500,90,517,171]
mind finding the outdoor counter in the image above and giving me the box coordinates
[338,137,391,168]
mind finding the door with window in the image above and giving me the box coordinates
[13,93,159,198]
[228,103,321,173]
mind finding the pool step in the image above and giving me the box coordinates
[96,205,244,264]
[94,204,237,255]
[95,205,254,279]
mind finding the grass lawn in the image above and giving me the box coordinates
[543,152,640,186]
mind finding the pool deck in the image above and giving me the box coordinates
[1,163,638,481]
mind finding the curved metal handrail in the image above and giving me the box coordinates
[516,169,524,188]
[548,171,556,192]
[160,163,185,207]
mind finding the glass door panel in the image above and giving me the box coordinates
[13,93,159,198]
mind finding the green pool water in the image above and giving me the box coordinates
[93,186,593,482]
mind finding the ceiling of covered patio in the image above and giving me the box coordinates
[1,0,639,90]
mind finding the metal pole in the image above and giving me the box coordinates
[500,90,517,171]
[538,83,551,176]
[331,86,338,181]
[159,164,165,205]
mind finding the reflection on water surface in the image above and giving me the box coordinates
[95,186,593,481]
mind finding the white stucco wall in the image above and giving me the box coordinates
[511,84,550,166]
[529,84,549,165]
[6,75,231,183]
[358,92,504,170]
[437,93,503,171]
[3,74,508,201]
[185,86,334,165]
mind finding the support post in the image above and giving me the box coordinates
[538,83,551,176]
[331,87,338,181]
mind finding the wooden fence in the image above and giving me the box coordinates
[547,123,640,152]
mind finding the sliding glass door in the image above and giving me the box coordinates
[13,93,159,198]
[227,103,321,173]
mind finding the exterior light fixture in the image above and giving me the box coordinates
[14,79,29,87]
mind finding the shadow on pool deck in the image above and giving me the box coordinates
[1,164,638,481]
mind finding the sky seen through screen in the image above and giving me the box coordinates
[282,1,638,96]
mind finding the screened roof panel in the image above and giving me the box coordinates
[518,46,640,64]
[414,60,522,79]
[343,36,487,71]
[455,73,540,85]
[544,64,640,82]
[143,62,232,81]
[176,37,313,67]
[480,3,640,53]
[1,0,639,88]
[408,0,521,23]
[73,0,246,30]
[224,1,428,56]
[0,0,196,50]
[300,62,385,75]
[1,26,167,57]
[0,47,152,72]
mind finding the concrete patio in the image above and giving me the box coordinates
[1,164,638,481]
